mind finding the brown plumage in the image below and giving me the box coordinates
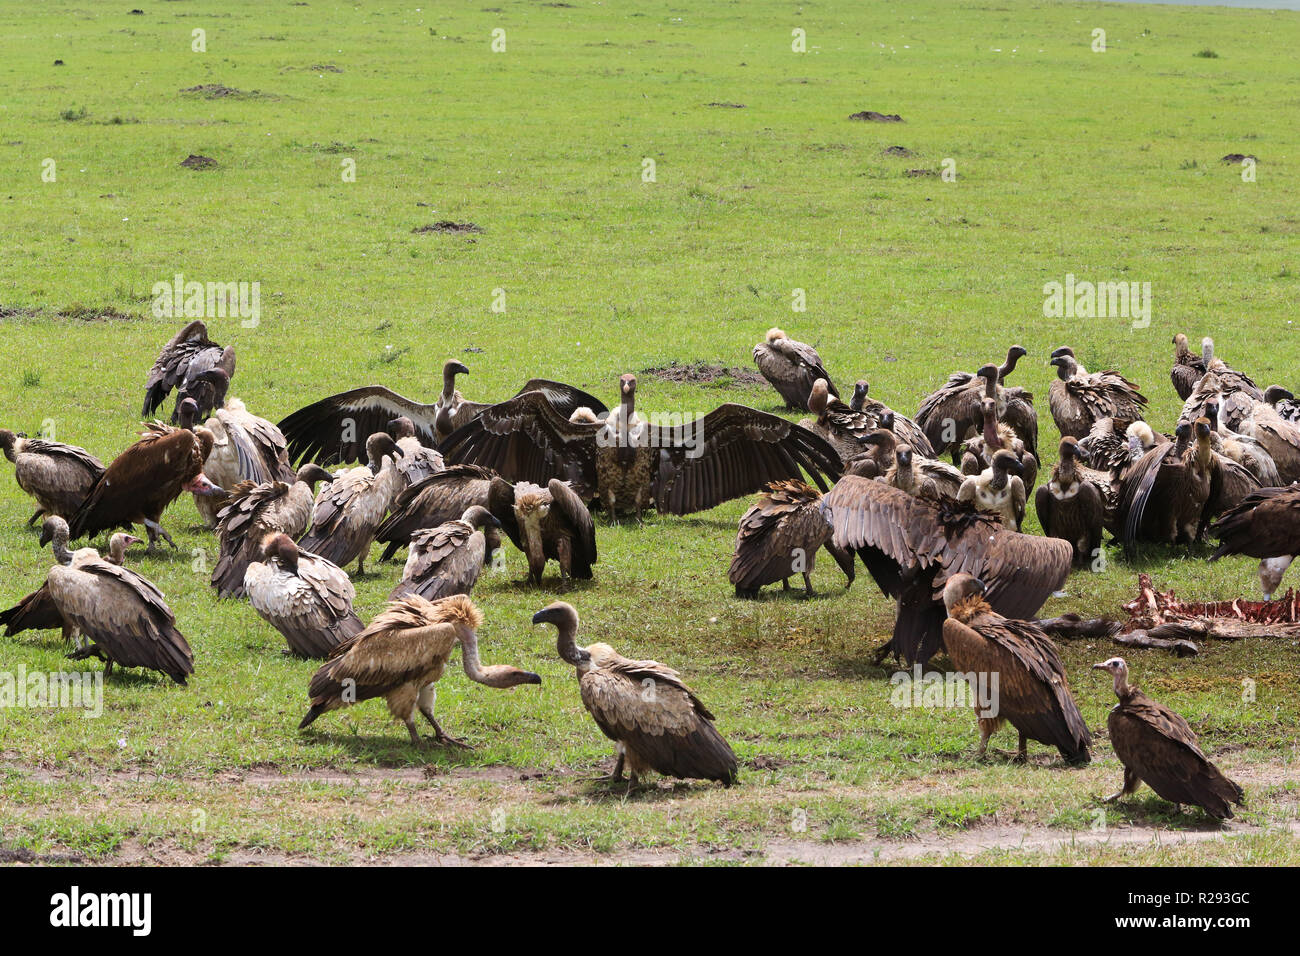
[1228,398,1300,485]
[1170,333,1206,401]
[244,533,362,658]
[850,428,963,497]
[1202,399,1281,487]
[729,480,854,597]
[142,320,235,421]
[942,575,1091,765]
[486,476,597,587]
[959,397,1039,491]
[1034,437,1105,565]
[534,602,738,787]
[957,448,1027,531]
[0,429,105,525]
[375,464,498,561]
[1210,484,1300,596]
[387,416,445,486]
[1048,351,1148,439]
[389,506,501,601]
[1093,657,1244,819]
[299,594,541,746]
[915,348,1036,461]
[804,380,935,464]
[298,432,404,575]
[752,327,838,411]
[844,381,936,458]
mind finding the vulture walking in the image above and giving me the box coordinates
[534,601,738,787]
[942,575,1091,765]
[728,480,854,598]
[298,432,404,575]
[915,348,1037,461]
[1035,437,1105,566]
[300,594,541,746]
[388,506,501,601]
[486,476,597,587]
[375,464,498,561]
[1048,351,1148,439]
[1093,657,1244,819]
[752,327,837,411]
[244,533,362,658]
[0,429,105,524]
[141,320,235,421]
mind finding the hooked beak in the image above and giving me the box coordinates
[185,474,227,496]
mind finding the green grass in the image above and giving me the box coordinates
[1,0,1299,864]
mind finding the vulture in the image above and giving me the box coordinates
[1035,437,1105,565]
[299,594,541,747]
[388,506,501,601]
[0,429,105,525]
[914,347,1038,461]
[486,477,598,587]
[209,464,335,599]
[752,327,837,411]
[375,464,497,562]
[1202,399,1282,487]
[844,381,935,457]
[1048,351,1148,439]
[533,601,738,787]
[942,574,1091,765]
[957,449,1027,531]
[1170,333,1206,400]
[804,380,934,464]
[728,480,854,598]
[440,373,841,520]
[1264,385,1300,425]
[141,320,235,421]
[1179,343,1262,431]
[959,397,1038,491]
[1093,657,1245,819]
[387,416,445,486]
[244,533,362,658]
[1226,398,1300,485]
[819,477,1072,664]
[69,421,226,550]
[851,428,963,497]
[1209,485,1300,597]
[1078,418,1165,477]
[298,432,404,575]
[277,359,608,465]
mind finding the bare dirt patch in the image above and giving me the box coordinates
[413,221,484,235]
[180,154,218,170]
[641,361,766,387]
[882,145,913,157]
[905,168,938,178]
[850,110,903,122]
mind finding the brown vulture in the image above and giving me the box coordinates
[1170,333,1207,401]
[1179,340,1262,431]
[914,347,1037,461]
[68,421,226,550]
[957,449,1027,531]
[300,594,541,747]
[1093,657,1245,819]
[244,533,363,659]
[729,480,854,598]
[1035,437,1105,566]
[387,416,445,486]
[845,381,936,458]
[533,601,738,787]
[1264,385,1300,426]
[277,359,608,465]
[440,373,841,520]
[388,505,502,601]
[375,464,497,561]
[1210,484,1300,597]
[298,432,404,575]
[850,428,963,497]
[141,319,235,421]
[486,476,597,587]
[0,429,105,525]
[818,477,1072,664]
[1224,399,1300,485]
[804,380,934,464]
[959,397,1039,491]
[1048,351,1148,439]
[942,574,1091,765]
[1201,399,1281,487]
[752,327,838,411]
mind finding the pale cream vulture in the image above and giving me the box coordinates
[245,533,362,659]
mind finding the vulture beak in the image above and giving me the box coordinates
[1091,662,1110,672]
[38,526,53,547]
[185,474,227,496]
[123,535,144,548]
[448,361,470,377]
[531,608,554,626]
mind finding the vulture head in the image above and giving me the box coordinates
[184,464,226,498]
[387,416,417,441]
[1092,656,1132,695]
[461,504,502,530]
[619,373,638,410]
[1264,385,1294,406]
[191,368,231,412]
[1001,345,1027,377]
[261,532,301,575]
[991,448,1024,478]
[857,428,897,452]
[107,533,144,565]
[295,463,335,490]
[363,432,404,472]
[569,406,600,424]
[1059,436,1086,464]
[1173,332,1190,354]
[941,573,986,612]
[1049,353,1080,381]
[0,428,18,460]
[442,360,471,384]
[1260,556,1293,601]
[850,380,869,412]
[1201,336,1216,366]
[765,327,787,344]
[808,378,831,419]
[895,443,914,471]
[39,516,71,550]
[176,397,200,430]
[878,410,896,433]
[1173,421,1192,453]
[1049,346,1076,360]
[1126,420,1157,455]
[1203,400,1222,430]
[532,601,588,667]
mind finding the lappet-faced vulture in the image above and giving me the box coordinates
[752,327,838,411]
[244,533,363,659]
[441,373,841,521]
[300,594,541,747]
[141,320,235,421]
[1048,351,1148,439]
[298,432,404,575]
[388,505,501,601]
[0,429,105,525]
[1034,437,1105,566]
[942,574,1091,765]
[486,476,597,587]
[375,464,498,561]
[957,449,1027,531]
[915,347,1036,461]
[533,601,738,788]
[1093,657,1244,819]
[818,477,1072,664]
[1170,333,1207,401]
[729,480,854,598]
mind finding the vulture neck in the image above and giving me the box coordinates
[50,534,74,566]
[1056,454,1078,484]
[457,628,517,688]
[998,350,1021,382]
[987,464,1009,492]
[948,594,992,624]
[982,411,1001,450]
[1190,435,1213,471]
[441,368,459,401]
[1112,669,1136,701]
[552,619,585,668]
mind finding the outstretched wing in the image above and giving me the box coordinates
[279,386,437,466]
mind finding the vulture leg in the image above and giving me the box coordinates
[403,716,422,746]
[143,518,177,552]
[27,508,45,527]
[976,719,996,760]
[417,686,470,748]
[1015,732,1029,764]
[1104,767,1141,804]
[556,537,572,590]
[595,750,626,783]
[802,570,815,597]
[782,578,791,592]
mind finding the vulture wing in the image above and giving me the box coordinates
[278,386,437,467]
[1116,442,1180,547]
[375,464,497,560]
[729,482,827,591]
[69,426,203,540]
[547,478,598,577]
[245,556,360,658]
[19,440,105,481]
[142,320,214,417]
[1209,485,1300,560]
[390,523,481,600]
[514,379,610,418]
[0,584,66,636]
[307,604,457,705]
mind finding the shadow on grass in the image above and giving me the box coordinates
[1092,793,1234,830]
[296,729,485,768]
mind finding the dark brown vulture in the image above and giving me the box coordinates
[0,429,105,525]
[844,381,936,458]
[486,477,597,587]
[942,574,1091,765]
[300,594,541,747]
[68,422,226,550]
[850,428,963,497]
[819,477,1072,664]
[1048,351,1148,439]
[803,380,934,464]
[915,347,1037,461]
[533,601,738,788]
[387,416,445,486]
[210,464,335,598]
[375,464,497,561]
[244,533,363,659]
[1078,418,1165,478]
[1093,657,1244,819]
[441,373,841,520]
[752,327,838,411]
[1170,333,1207,401]
[388,506,501,601]
[277,359,608,465]
[1035,437,1105,566]
[142,320,235,421]
[728,480,854,598]
[957,449,1027,531]
[297,432,404,575]
[1210,484,1300,597]
[959,397,1038,491]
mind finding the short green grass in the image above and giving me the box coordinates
[1,0,1298,864]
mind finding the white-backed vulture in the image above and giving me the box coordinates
[1093,657,1244,819]
[851,428,964,497]
[375,464,497,561]
[389,506,501,601]
[1048,352,1148,439]
[942,574,1091,765]
[387,415,445,486]
[142,320,235,421]
[752,327,837,411]
[957,449,1027,531]
[533,601,738,787]
[915,347,1037,461]
[299,594,541,746]
[298,432,404,575]
[818,477,1071,664]
[1170,333,1206,400]
[1202,398,1281,487]
[68,422,226,550]
[486,476,597,587]
[277,359,609,465]
[729,480,854,597]
[844,381,936,457]
[1035,437,1105,565]
[959,397,1039,491]
[1229,399,1300,485]
[244,533,362,659]
[0,429,105,525]
[440,373,841,520]
[1179,341,1262,431]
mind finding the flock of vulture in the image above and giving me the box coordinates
[2,319,1292,813]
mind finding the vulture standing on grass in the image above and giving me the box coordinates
[1048,351,1148,439]
[729,480,854,598]
[389,506,502,601]
[387,416,445,486]
[533,601,738,787]
[1035,437,1105,565]
[915,347,1037,461]
[486,477,597,587]
[300,594,541,747]
[957,449,1027,531]
[278,359,608,465]
[298,432,404,575]
[752,327,837,411]
[69,421,226,550]
[244,533,362,658]
[942,575,1091,765]
[1209,484,1300,597]
[819,477,1072,664]
[441,373,841,520]
[141,320,236,421]
[375,464,498,561]
[210,464,335,599]
[1170,333,1207,400]
[959,397,1038,491]
[0,429,105,525]
[1093,657,1244,819]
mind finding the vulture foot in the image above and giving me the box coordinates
[26,508,45,527]
[143,519,177,551]
[432,732,472,750]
